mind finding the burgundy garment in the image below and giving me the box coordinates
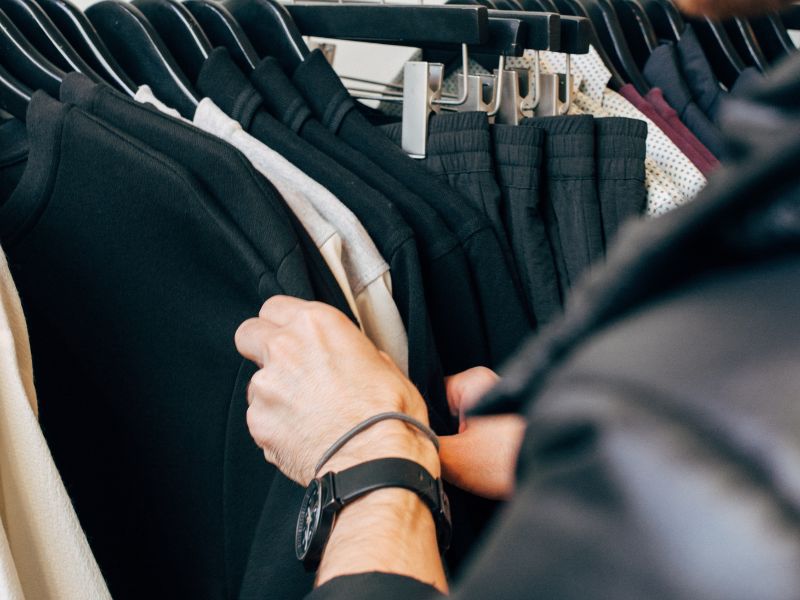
[645,87,720,174]
[618,83,716,175]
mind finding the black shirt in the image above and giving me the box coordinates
[246,55,492,376]
[292,50,533,368]
[195,49,452,432]
[0,92,298,599]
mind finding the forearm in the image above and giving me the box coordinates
[316,488,448,591]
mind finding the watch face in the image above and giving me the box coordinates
[295,479,322,561]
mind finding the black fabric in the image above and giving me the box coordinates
[675,24,725,121]
[0,92,306,599]
[195,49,451,435]
[196,55,498,583]
[305,58,800,599]
[643,42,725,157]
[59,73,369,598]
[292,50,533,368]
[490,123,561,326]
[593,117,647,246]
[380,113,522,306]
[522,115,604,299]
[247,55,491,375]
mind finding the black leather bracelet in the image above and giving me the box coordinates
[296,457,452,570]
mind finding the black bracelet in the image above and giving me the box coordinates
[314,412,439,477]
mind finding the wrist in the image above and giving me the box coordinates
[322,419,441,479]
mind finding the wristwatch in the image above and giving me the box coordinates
[295,457,452,570]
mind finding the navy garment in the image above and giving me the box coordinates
[676,24,725,122]
[490,123,562,326]
[291,50,533,368]
[522,115,604,299]
[247,56,491,375]
[594,117,648,247]
[380,112,523,309]
[0,92,310,599]
[195,49,451,436]
[643,42,725,157]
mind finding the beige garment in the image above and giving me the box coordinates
[134,87,410,375]
[0,247,110,600]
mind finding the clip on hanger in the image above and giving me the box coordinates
[36,0,137,95]
[639,0,683,42]
[534,15,591,116]
[449,16,527,123]
[484,10,560,123]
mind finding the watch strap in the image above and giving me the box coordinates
[332,457,441,512]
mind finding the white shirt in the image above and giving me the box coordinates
[0,246,110,600]
[134,88,409,374]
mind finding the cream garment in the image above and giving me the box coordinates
[508,47,708,214]
[134,87,409,375]
[0,247,110,600]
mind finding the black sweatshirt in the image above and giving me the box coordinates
[0,92,306,599]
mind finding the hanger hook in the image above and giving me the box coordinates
[486,54,505,117]
[435,43,470,107]
[558,52,571,115]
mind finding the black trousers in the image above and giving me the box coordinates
[491,123,562,327]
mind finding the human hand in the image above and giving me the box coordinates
[439,368,526,500]
[674,0,787,18]
[235,296,440,486]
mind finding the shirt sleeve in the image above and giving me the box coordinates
[306,572,445,600]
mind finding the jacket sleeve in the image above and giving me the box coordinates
[306,572,445,599]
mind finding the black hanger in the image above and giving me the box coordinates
[0,61,32,120]
[684,16,745,89]
[494,0,525,10]
[780,3,800,29]
[223,0,308,75]
[571,0,650,93]
[639,0,683,42]
[722,17,768,71]
[0,0,106,85]
[86,1,199,117]
[182,0,259,71]
[36,0,137,95]
[0,6,64,95]
[609,0,657,68]
[525,0,559,11]
[747,14,794,64]
[132,0,212,83]
[552,0,627,89]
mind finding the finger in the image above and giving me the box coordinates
[258,295,308,326]
[234,318,279,367]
